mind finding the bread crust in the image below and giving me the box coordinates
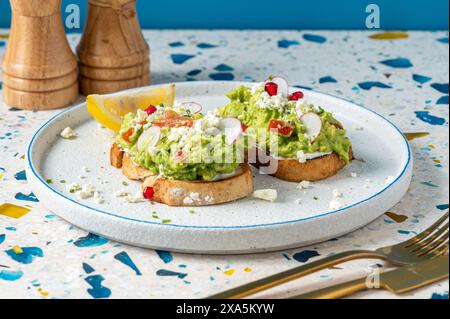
[122,153,155,181]
[141,164,254,207]
[251,147,354,182]
[111,144,253,206]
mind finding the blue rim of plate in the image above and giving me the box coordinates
[27,81,412,230]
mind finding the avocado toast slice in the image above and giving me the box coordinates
[217,78,353,182]
[111,104,253,206]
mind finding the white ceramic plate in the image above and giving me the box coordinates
[26,82,412,254]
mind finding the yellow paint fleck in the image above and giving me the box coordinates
[0,203,31,219]
[434,159,441,164]
[369,32,409,40]
[224,269,235,276]
[403,132,429,141]
[429,144,435,149]
[13,245,23,254]
[244,267,252,273]
[38,288,49,298]
[0,34,9,39]
[0,173,3,180]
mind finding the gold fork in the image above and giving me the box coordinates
[207,211,449,299]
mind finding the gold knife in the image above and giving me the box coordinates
[290,255,449,299]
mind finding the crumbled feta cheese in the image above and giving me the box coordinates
[67,183,81,193]
[329,199,343,210]
[256,92,288,109]
[297,181,311,190]
[125,192,145,203]
[350,172,358,178]
[332,189,343,198]
[94,191,104,204]
[183,197,194,205]
[253,189,278,202]
[78,184,94,199]
[82,166,91,173]
[170,187,185,198]
[115,189,129,197]
[60,127,75,139]
[190,192,200,202]
[297,150,307,163]
[205,195,214,204]
[194,111,221,134]
[125,192,145,204]
[385,175,395,185]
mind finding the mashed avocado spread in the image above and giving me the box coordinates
[116,105,244,181]
[217,84,352,162]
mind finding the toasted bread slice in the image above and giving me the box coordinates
[111,144,253,206]
[251,147,354,182]
[141,164,253,206]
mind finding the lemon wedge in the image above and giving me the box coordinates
[87,85,175,132]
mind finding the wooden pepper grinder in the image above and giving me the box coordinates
[77,0,150,95]
[2,0,78,110]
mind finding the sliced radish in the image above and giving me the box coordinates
[299,113,322,140]
[181,102,202,114]
[137,126,161,152]
[218,117,243,144]
[266,76,289,97]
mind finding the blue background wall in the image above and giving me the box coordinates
[0,0,448,30]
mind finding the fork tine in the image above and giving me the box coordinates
[404,211,449,248]
[433,243,449,257]
[411,222,449,251]
[418,231,449,256]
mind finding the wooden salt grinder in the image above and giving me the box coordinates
[77,0,150,95]
[2,0,78,110]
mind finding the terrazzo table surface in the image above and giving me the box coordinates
[0,30,448,299]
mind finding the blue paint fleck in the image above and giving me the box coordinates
[278,39,300,48]
[437,96,449,105]
[303,34,327,44]
[431,83,449,94]
[0,270,24,281]
[5,247,44,264]
[114,251,142,275]
[436,204,449,210]
[431,292,449,299]
[214,64,234,72]
[437,37,449,44]
[209,73,234,81]
[380,58,413,68]
[82,262,95,274]
[14,170,26,181]
[14,192,39,202]
[171,54,195,64]
[412,74,432,84]
[187,69,202,76]
[45,214,56,219]
[5,227,16,231]
[420,181,439,188]
[74,233,108,248]
[0,234,5,244]
[358,82,392,90]
[156,250,173,264]
[398,230,411,235]
[0,41,5,47]
[197,43,217,49]
[319,76,337,84]
[85,275,111,299]
[415,111,446,126]
[169,41,184,48]
[293,250,320,263]
[156,269,187,279]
